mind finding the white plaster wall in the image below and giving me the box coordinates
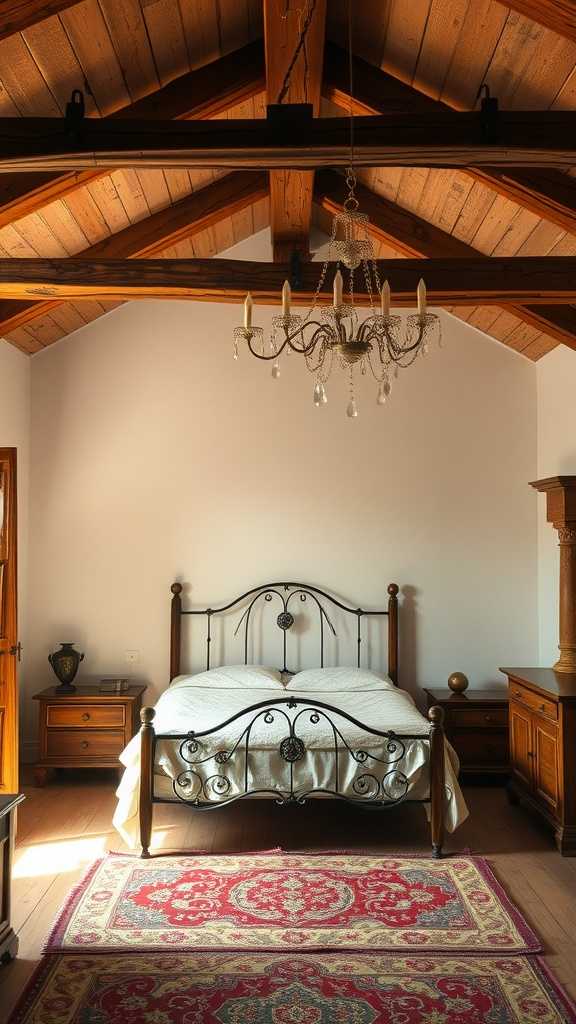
[536,345,576,664]
[23,283,538,743]
[0,339,30,750]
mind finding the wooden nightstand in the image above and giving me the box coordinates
[33,684,146,786]
[424,688,509,782]
[0,794,24,964]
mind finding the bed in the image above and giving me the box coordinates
[113,580,468,857]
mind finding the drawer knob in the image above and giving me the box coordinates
[82,713,90,721]
[484,714,492,722]
[528,751,534,757]
[81,741,89,749]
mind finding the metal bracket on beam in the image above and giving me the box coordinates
[289,250,303,290]
[65,89,85,144]
[477,84,500,143]
[266,102,313,141]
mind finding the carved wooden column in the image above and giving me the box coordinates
[531,476,576,673]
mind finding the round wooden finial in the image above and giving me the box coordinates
[171,582,183,595]
[428,704,444,724]
[141,706,156,725]
[388,583,399,596]
[448,671,469,695]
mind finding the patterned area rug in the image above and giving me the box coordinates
[46,852,540,954]
[9,951,576,1024]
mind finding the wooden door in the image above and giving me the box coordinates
[533,716,560,813]
[509,700,533,790]
[0,449,18,794]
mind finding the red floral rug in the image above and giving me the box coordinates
[9,950,576,1024]
[46,851,540,954]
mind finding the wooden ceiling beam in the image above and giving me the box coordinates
[1,110,576,172]
[0,41,265,230]
[0,171,268,337]
[315,169,576,351]
[1,257,576,314]
[0,1,81,42]
[264,0,326,261]
[323,42,576,236]
[498,1,576,43]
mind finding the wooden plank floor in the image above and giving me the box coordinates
[1,771,576,1021]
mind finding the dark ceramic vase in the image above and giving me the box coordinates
[48,643,85,692]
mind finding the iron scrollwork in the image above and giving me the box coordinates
[165,696,414,810]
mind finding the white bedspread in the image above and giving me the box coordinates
[113,671,468,846]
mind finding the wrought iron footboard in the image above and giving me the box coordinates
[150,696,432,810]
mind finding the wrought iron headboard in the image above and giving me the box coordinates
[169,580,399,685]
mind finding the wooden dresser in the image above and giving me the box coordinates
[424,688,508,780]
[33,684,146,786]
[501,667,576,855]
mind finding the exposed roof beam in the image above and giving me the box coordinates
[0,171,268,337]
[1,111,576,172]
[323,41,576,235]
[499,1,576,43]
[0,0,81,41]
[1,257,576,314]
[0,41,264,230]
[264,0,326,261]
[315,169,576,351]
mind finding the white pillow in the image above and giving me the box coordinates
[286,667,394,691]
[171,665,284,690]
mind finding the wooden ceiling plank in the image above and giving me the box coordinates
[0,255,575,314]
[439,0,509,110]
[141,0,189,88]
[0,170,268,337]
[59,0,131,116]
[22,13,99,116]
[498,1,576,44]
[314,169,576,351]
[264,0,326,262]
[323,42,576,236]
[0,33,61,116]
[97,0,160,102]
[3,324,45,353]
[522,334,560,360]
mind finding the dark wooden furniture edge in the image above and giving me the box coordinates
[0,793,24,965]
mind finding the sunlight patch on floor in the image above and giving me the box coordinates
[14,830,172,877]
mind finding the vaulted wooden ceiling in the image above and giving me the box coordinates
[1,0,576,361]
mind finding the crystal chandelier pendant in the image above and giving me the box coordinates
[346,398,358,418]
[271,362,281,379]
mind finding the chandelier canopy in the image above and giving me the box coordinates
[233,169,441,417]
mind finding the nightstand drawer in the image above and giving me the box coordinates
[46,730,125,759]
[46,705,126,729]
[444,707,508,729]
[450,730,509,767]
[508,682,558,721]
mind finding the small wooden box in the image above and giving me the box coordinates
[33,684,146,786]
[424,688,509,781]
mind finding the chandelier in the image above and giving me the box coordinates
[233,169,441,417]
[232,0,441,418]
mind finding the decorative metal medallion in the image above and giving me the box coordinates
[279,735,306,763]
[277,611,295,631]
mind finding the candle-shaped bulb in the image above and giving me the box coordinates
[281,280,291,318]
[417,278,426,319]
[244,292,253,330]
[381,280,390,318]
[333,269,343,309]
